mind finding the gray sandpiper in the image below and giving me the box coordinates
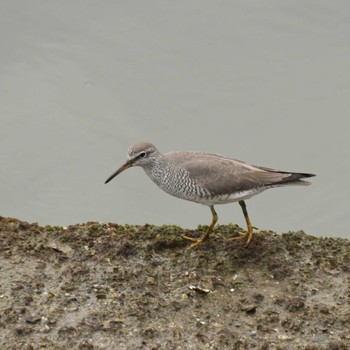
[105,142,315,248]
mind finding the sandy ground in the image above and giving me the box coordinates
[0,216,349,350]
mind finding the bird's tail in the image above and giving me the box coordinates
[256,166,316,187]
[277,172,315,186]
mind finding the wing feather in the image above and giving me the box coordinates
[166,151,312,196]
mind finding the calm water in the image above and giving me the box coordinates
[1,1,349,238]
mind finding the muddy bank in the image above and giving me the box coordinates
[0,217,349,349]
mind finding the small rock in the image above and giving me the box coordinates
[189,285,211,294]
[240,304,257,314]
[46,241,73,257]
[26,314,41,324]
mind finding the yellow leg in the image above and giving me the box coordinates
[230,200,254,246]
[183,205,218,249]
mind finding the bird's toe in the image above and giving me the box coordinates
[183,235,206,249]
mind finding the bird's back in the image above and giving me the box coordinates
[164,151,314,197]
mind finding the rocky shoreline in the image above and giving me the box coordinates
[0,216,349,349]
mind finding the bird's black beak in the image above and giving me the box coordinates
[105,159,133,184]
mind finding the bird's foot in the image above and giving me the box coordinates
[229,230,253,247]
[182,235,207,249]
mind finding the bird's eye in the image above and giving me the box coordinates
[139,152,146,158]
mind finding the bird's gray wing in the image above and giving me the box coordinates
[167,152,291,195]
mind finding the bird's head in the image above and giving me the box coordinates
[105,142,158,184]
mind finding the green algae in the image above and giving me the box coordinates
[1,216,350,349]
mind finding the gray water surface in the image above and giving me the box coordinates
[1,1,349,238]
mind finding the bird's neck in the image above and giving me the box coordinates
[142,155,165,177]
[142,156,176,188]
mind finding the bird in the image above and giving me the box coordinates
[105,142,315,248]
